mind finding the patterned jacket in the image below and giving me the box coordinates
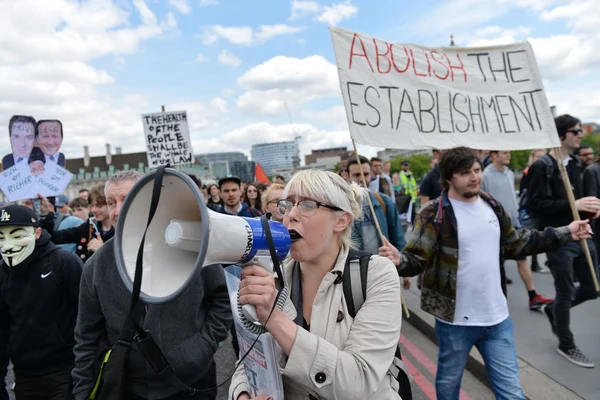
[397,191,573,322]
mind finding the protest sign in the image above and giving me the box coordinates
[225,273,284,400]
[1,116,72,202]
[141,110,195,167]
[329,27,561,150]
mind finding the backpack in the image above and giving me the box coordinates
[519,154,556,211]
[53,212,69,233]
[343,249,413,400]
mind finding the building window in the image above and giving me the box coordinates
[123,163,129,170]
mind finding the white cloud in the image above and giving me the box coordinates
[191,121,368,161]
[218,49,242,68]
[290,0,321,20]
[290,0,358,25]
[315,1,358,25]
[199,0,219,5]
[193,53,208,63]
[467,26,531,46]
[201,24,302,46]
[169,0,191,14]
[301,106,347,127]
[236,55,339,116]
[0,0,178,159]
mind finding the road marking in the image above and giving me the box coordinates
[402,355,437,400]
[401,335,473,400]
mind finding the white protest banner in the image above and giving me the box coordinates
[330,27,561,150]
[26,163,74,199]
[141,110,195,167]
[0,164,36,202]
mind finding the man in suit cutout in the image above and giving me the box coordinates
[36,120,65,167]
[2,115,37,170]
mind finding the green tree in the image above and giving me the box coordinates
[390,153,432,180]
[509,150,531,171]
[580,133,600,151]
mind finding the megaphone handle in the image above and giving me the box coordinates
[241,304,260,323]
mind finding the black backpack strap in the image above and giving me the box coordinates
[343,248,371,319]
[539,154,557,198]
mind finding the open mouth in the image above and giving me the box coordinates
[288,229,303,242]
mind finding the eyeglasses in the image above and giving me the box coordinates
[277,199,343,217]
[267,199,280,205]
[567,129,584,135]
[247,189,257,193]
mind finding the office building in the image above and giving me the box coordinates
[305,147,353,166]
[251,141,298,176]
[196,152,248,166]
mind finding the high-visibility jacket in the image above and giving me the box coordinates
[400,171,418,200]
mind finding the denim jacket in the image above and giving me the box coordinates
[352,191,406,251]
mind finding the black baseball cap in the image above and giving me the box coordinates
[402,161,410,166]
[0,205,39,227]
[218,175,241,188]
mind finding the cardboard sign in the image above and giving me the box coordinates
[141,110,195,167]
[1,116,71,202]
[330,27,561,150]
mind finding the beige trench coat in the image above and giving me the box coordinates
[229,247,403,400]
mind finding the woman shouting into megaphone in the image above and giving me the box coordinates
[231,170,404,400]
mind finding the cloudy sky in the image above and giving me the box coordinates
[0,0,598,163]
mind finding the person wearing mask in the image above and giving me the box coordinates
[72,170,231,400]
[230,170,403,400]
[261,183,285,222]
[396,147,592,398]
[40,183,114,262]
[0,205,82,399]
[528,114,600,368]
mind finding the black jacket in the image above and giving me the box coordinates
[527,153,582,228]
[0,230,83,379]
[42,213,114,263]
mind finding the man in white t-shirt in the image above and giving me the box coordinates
[393,147,591,400]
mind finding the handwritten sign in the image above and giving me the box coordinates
[0,162,73,202]
[141,110,195,167]
[329,27,561,150]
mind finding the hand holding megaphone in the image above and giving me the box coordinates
[238,264,280,326]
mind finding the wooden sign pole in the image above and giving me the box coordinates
[552,149,600,291]
[351,139,411,318]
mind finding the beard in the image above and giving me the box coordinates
[461,189,480,199]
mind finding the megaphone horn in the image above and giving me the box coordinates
[115,168,292,307]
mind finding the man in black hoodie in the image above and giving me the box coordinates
[0,205,83,399]
[527,114,600,368]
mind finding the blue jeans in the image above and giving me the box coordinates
[435,317,525,400]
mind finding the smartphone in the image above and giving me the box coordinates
[32,199,41,216]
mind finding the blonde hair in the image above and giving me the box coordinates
[262,183,285,212]
[282,169,366,250]
[528,149,546,166]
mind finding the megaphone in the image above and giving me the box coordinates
[115,168,292,321]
